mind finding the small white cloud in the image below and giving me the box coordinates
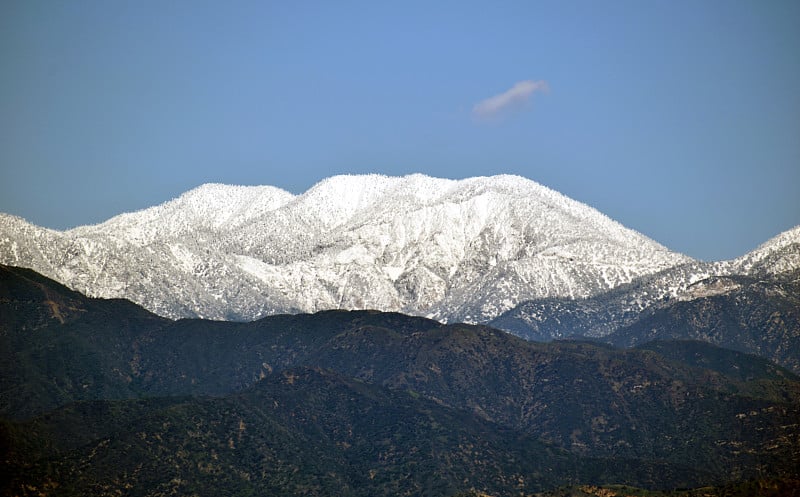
[472,80,549,120]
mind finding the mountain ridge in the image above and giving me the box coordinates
[2,263,799,494]
[490,229,800,373]
[0,174,696,322]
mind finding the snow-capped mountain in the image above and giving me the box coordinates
[1,174,701,322]
[491,225,800,342]
[725,225,800,277]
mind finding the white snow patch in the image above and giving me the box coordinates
[384,265,404,281]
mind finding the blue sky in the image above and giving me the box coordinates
[1,0,798,261]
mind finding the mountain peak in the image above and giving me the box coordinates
[1,174,696,321]
[730,225,800,276]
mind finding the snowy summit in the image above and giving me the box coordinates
[0,174,719,322]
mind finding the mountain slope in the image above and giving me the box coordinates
[728,225,800,276]
[603,271,800,373]
[1,368,725,497]
[2,264,799,493]
[0,174,692,322]
[491,228,800,371]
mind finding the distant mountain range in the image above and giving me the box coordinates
[2,175,797,331]
[2,174,799,494]
[1,174,700,322]
[2,173,798,375]
[2,264,799,495]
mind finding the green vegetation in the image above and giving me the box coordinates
[532,479,800,497]
[2,264,799,496]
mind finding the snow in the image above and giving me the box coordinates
[234,255,277,283]
[2,174,794,323]
[383,266,404,281]
[169,244,199,274]
[335,245,373,265]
